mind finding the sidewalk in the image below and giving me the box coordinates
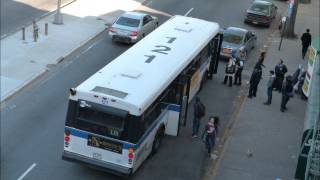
[0,0,145,103]
[212,1,319,180]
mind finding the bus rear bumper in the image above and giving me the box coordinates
[62,151,132,176]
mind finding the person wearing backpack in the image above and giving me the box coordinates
[223,56,236,87]
[192,96,205,138]
[234,49,245,85]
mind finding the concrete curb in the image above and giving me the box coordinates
[0,27,106,105]
[55,27,107,64]
[1,69,48,105]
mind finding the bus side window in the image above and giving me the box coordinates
[143,102,161,131]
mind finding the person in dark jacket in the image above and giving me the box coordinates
[301,29,312,59]
[192,97,205,137]
[248,64,262,98]
[264,70,275,105]
[280,75,294,112]
[274,59,288,92]
[234,48,245,85]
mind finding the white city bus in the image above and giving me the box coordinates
[62,15,222,176]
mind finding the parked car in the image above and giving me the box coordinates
[244,0,277,27]
[108,12,159,43]
[220,27,257,60]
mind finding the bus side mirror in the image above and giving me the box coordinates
[179,96,188,126]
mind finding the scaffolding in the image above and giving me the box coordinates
[305,113,320,180]
[304,39,320,180]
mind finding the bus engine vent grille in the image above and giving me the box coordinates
[92,86,128,99]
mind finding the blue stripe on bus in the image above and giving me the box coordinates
[66,127,88,139]
[136,105,180,147]
[160,104,181,112]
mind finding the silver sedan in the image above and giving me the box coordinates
[220,27,257,60]
[108,11,159,44]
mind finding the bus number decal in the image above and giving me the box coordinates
[144,37,177,63]
[166,37,176,44]
[144,55,156,63]
[101,97,109,105]
[151,45,171,55]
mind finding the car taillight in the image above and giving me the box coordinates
[130,31,138,36]
[128,148,134,164]
[109,27,116,33]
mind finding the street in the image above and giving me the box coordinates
[1,0,299,180]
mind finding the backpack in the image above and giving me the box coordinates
[226,64,235,74]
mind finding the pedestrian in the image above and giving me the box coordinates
[300,29,312,59]
[204,116,219,157]
[223,56,236,87]
[273,59,288,92]
[264,70,275,105]
[248,63,262,98]
[296,70,307,100]
[256,51,266,68]
[280,75,294,112]
[192,96,205,138]
[234,48,245,85]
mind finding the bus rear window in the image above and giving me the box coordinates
[76,106,126,139]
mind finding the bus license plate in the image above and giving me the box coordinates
[92,152,102,160]
[87,135,123,154]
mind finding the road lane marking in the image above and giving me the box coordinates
[145,1,152,6]
[17,163,37,180]
[184,8,194,16]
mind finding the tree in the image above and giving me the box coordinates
[283,0,299,38]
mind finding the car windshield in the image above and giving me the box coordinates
[116,17,140,27]
[250,3,270,15]
[223,31,244,44]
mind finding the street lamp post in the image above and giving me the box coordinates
[53,0,63,24]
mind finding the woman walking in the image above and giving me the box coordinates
[205,116,219,158]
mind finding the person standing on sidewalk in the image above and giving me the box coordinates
[300,29,312,59]
[264,70,275,105]
[204,116,219,157]
[273,59,288,92]
[248,63,262,98]
[234,48,245,85]
[223,56,236,87]
[192,97,205,138]
[256,51,266,68]
[280,75,294,112]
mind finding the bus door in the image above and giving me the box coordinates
[162,75,190,136]
[208,33,223,79]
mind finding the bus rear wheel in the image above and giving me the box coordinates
[152,129,164,154]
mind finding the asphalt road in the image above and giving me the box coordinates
[0,0,73,37]
[0,0,289,179]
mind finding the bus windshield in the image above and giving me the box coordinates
[76,105,126,140]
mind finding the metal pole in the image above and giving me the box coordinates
[53,0,63,25]
[22,27,25,40]
[278,16,288,51]
[45,23,48,35]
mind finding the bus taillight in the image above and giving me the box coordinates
[128,148,134,164]
[64,130,71,147]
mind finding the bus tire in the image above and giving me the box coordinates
[152,127,164,155]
